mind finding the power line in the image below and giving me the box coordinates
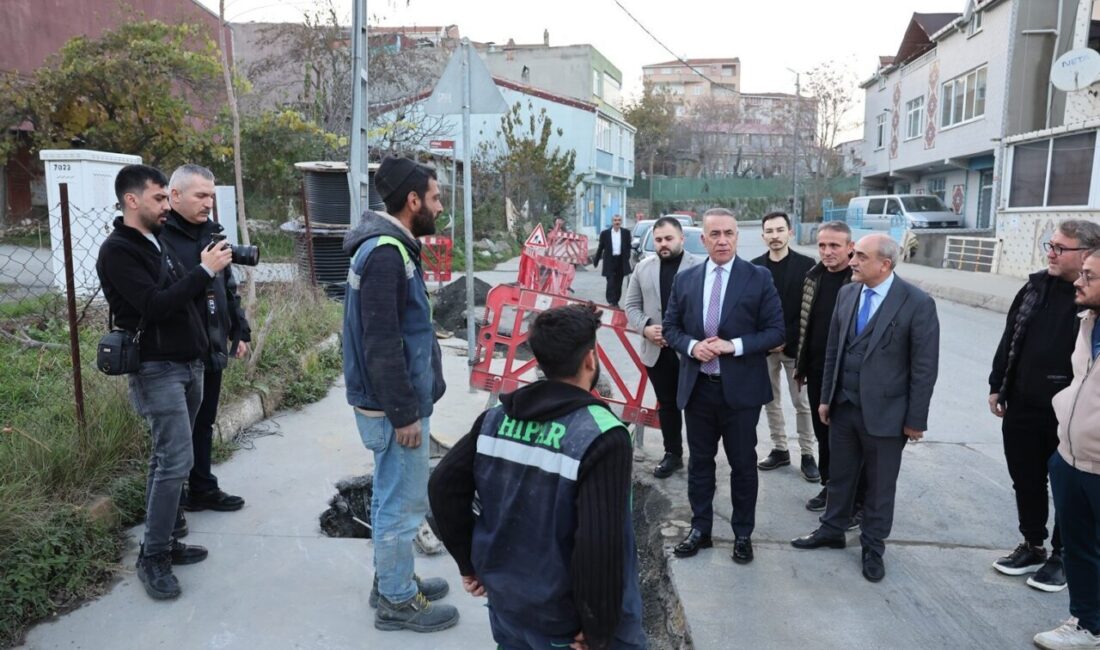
[610,0,738,95]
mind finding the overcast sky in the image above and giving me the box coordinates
[199,0,965,140]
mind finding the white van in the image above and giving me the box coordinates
[846,195,963,229]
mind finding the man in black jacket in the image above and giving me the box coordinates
[96,164,232,600]
[989,219,1100,592]
[429,304,645,650]
[752,211,818,481]
[592,214,632,307]
[162,164,250,517]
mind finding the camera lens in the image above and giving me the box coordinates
[231,244,260,267]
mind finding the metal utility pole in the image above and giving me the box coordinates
[788,69,802,225]
[349,0,369,226]
[461,40,476,360]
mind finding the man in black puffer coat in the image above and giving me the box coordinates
[989,219,1100,592]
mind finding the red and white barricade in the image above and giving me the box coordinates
[419,235,453,283]
[470,284,660,430]
[546,226,589,266]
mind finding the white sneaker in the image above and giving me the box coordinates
[413,520,444,555]
[1034,618,1100,649]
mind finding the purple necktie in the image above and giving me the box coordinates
[702,266,723,374]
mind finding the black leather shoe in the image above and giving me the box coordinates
[862,547,885,582]
[185,489,245,512]
[653,453,683,479]
[673,528,713,558]
[847,509,864,532]
[800,455,820,482]
[732,537,753,564]
[758,449,791,471]
[791,528,847,550]
[805,487,827,512]
[169,539,209,565]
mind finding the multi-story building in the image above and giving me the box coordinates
[859,7,1002,229]
[858,0,1100,277]
[642,58,741,115]
[478,40,635,232]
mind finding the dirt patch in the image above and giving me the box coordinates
[319,475,373,538]
[432,277,492,335]
[633,481,692,649]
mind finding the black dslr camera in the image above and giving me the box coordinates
[208,233,260,267]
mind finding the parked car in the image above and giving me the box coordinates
[638,225,708,262]
[661,214,695,227]
[630,219,656,264]
[847,194,963,229]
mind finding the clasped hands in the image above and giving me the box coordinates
[692,336,734,362]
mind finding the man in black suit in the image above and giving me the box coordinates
[663,208,785,564]
[791,233,940,584]
[592,214,632,307]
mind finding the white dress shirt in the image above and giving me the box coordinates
[611,227,622,256]
[858,272,895,323]
[688,256,744,364]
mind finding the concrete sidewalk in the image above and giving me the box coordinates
[19,346,495,650]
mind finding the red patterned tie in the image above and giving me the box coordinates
[702,266,723,374]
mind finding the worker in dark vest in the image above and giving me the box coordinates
[429,304,646,650]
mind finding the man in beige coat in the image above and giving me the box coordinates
[1036,248,1100,650]
[623,217,700,478]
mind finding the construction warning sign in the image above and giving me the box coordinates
[524,224,548,251]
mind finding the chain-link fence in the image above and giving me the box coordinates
[1,186,119,431]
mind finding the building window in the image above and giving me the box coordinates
[597,118,612,152]
[928,177,947,202]
[603,74,621,108]
[896,182,911,194]
[592,69,601,97]
[875,113,886,149]
[878,76,886,91]
[1009,131,1098,208]
[662,67,674,75]
[692,84,704,96]
[905,96,924,140]
[967,10,983,37]
[941,66,987,128]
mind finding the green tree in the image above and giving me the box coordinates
[490,101,577,228]
[624,82,676,177]
[0,20,224,167]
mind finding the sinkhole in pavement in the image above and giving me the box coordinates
[319,475,691,648]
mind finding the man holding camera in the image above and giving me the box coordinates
[161,164,251,520]
[96,164,232,600]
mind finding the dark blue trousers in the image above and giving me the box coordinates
[684,377,761,538]
[1050,452,1100,633]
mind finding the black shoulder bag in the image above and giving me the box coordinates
[96,253,168,375]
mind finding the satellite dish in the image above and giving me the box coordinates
[1051,48,1100,92]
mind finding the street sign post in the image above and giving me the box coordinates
[424,39,507,362]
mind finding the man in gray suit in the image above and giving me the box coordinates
[624,217,701,478]
[791,233,939,583]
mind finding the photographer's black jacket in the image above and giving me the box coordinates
[96,217,210,363]
[160,210,251,369]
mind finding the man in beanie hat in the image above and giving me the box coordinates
[342,156,458,632]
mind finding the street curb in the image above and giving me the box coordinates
[85,331,341,526]
[905,278,1012,315]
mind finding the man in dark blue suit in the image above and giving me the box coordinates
[663,208,785,564]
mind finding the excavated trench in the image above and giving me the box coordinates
[319,476,691,648]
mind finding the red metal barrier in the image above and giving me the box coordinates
[470,284,660,429]
[546,226,589,265]
[517,251,576,295]
[419,235,453,283]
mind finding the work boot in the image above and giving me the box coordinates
[136,545,181,600]
[993,542,1048,576]
[369,575,450,608]
[757,449,790,471]
[169,538,209,565]
[800,455,820,482]
[375,591,460,632]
